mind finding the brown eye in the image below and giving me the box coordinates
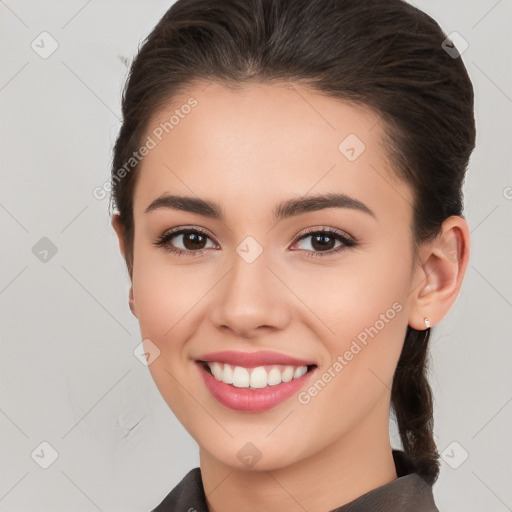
[180,231,208,250]
[306,232,338,251]
[153,228,217,256]
[292,228,357,259]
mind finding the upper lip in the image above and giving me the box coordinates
[197,350,316,368]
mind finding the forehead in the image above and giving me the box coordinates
[133,81,413,222]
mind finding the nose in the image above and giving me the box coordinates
[209,251,292,340]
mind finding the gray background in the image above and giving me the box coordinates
[1,0,511,510]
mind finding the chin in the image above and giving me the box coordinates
[198,434,310,473]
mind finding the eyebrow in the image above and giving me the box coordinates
[144,192,376,221]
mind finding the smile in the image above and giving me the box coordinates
[196,360,318,412]
[203,361,313,388]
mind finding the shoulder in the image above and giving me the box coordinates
[149,467,208,512]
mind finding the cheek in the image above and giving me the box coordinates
[131,248,208,349]
[292,239,411,340]
[296,267,409,441]
[298,240,412,385]
[132,253,209,420]
[326,269,408,350]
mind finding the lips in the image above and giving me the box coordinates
[196,350,316,368]
[197,360,318,412]
[195,350,318,412]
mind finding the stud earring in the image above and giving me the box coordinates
[424,317,431,329]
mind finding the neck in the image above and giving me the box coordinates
[198,399,398,512]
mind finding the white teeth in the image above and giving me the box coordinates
[232,366,250,387]
[294,366,307,379]
[249,366,268,388]
[223,363,234,384]
[206,362,310,389]
[210,362,223,380]
[281,366,294,382]
[267,367,282,386]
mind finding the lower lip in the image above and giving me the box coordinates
[197,362,317,412]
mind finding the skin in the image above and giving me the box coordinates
[112,81,470,512]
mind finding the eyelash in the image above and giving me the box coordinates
[153,226,358,259]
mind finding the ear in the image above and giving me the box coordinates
[111,213,138,318]
[128,284,138,318]
[111,212,126,258]
[408,215,471,330]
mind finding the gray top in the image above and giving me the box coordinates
[150,449,440,512]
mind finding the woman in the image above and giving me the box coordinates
[110,0,475,510]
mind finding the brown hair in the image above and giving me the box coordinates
[110,0,475,486]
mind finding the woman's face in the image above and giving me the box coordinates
[119,81,425,470]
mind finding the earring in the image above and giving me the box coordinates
[424,317,431,329]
